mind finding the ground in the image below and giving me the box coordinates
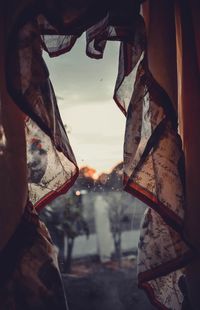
[62,257,155,310]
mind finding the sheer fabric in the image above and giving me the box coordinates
[1,0,199,309]
[0,205,68,310]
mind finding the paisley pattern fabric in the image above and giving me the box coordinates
[1,0,197,309]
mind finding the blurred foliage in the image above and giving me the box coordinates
[40,190,89,272]
[58,191,89,239]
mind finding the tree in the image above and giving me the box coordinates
[74,166,95,191]
[40,190,89,273]
[106,192,130,266]
[60,191,89,273]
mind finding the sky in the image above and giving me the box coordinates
[44,35,125,175]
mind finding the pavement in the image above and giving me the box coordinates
[62,263,155,310]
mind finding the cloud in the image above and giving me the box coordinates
[43,37,123,172]
[44,37,119,106]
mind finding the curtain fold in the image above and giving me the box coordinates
[1,0,199,309]
[175,1,200,308]
[0,9,28,251]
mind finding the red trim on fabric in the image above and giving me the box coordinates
[138,282,168,310]
[86,33,133,60]
[123,43,133,75]
[124,174,196,309]
[113,42,135,116]
[35,167,79,212]
[113,94,127,116]
[138,250,194,284]
[124,175,183,231]
[41,37,78,58]
[85,50,103,59]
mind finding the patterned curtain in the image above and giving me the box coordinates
[1,0,199,309]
